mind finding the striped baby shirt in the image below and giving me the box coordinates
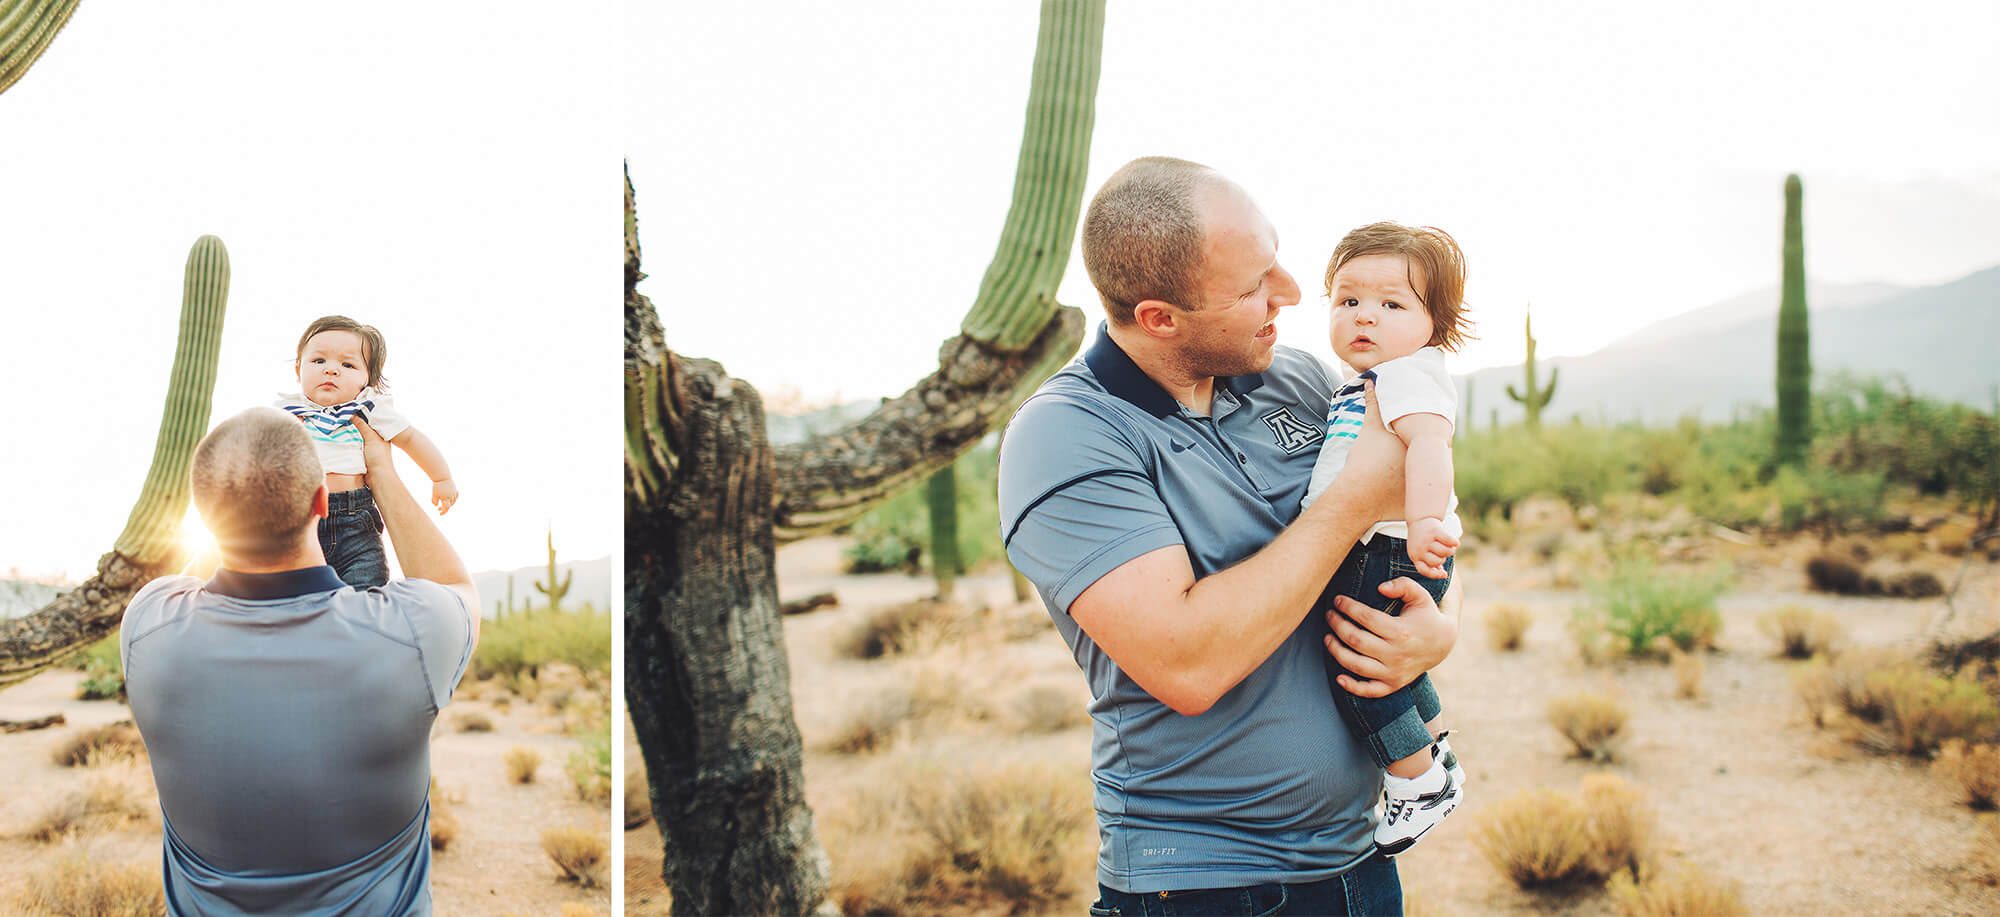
[275,386,411,474]
[1300,346,1462,543]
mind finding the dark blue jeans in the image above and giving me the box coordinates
[1318,536,1452,769]
[1089,854,1401,916]
[319,487,389,589]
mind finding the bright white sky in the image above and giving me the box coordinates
[2,1,618,581]
[632,0,2000,411]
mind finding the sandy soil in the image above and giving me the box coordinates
[0,669,612,916]
[626,530,2000,915]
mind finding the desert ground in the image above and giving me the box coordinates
[627,515,2000,915]
[0,666,612,916]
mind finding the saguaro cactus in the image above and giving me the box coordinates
[624,2,1103,912]
[1775,173,1812,467]
[926,462,961,599]
[0,0,85,96]
[1505,305,1557,431]
[0,235,229,686]
[533,528,571,611]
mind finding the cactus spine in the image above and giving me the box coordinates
[114,236,230,563]
[533,528,571,611]
[0,0,85,96]
[1775,173,1812,467]
[925,461,960,599]
[1505,305,1557,431]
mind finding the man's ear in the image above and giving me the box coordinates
[311,485,330,520]
[1131,299,1183,339]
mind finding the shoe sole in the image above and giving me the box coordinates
[1376,800,1457,858]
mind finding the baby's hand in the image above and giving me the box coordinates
[432,479,459,515]
[1405,517,1457,579]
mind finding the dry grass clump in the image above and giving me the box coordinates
[1934,740,2000,810]
[1804,554,1944,598]
[1607,864,1747,916]
[1473,789,1599,887]
[1548,691,1630,761]
[504,746,542,784]
[824,669,978,755]
[835,599,970,659]
[52,721,146,767]
[1758,606,1844,659]
[27,777,153,842]
[1794,650,1999,755]
[1012,684,1084,734]
[429,778,460,851]
[15,856,164,917]
[825,760,1089,914]
[453,711,496,733]
[542,826,608,887]
[624,766,653,828]
[1668,649,1704,700]
[1486,603,1534,651]
[1581,774,1656,878]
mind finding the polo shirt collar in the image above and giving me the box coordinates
[207,565,348,599]
[1083,323,1267,418]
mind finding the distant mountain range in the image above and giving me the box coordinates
[2,556,612,621]
[1457,265,2000,426]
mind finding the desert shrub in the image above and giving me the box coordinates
[429,778,459,851]
[825,670,977,754]
[567,716,612,803]
[1773,464,1885,533]
[1804,554,1867,594]
[16,856,163,917]
[843,445,1004,575]
[28,777,152,842]
[1013,685,1084,734]
[1793,648,1903,727]
[1758,606,1843,659]
[70,633,126,701]
[1486,603,1533,652]
[471,604,613,682]
[1548,691,1629,761]
[1933,740,2000,810]
[1879,569,1944,598]
[1581,774,1656,878]
[1473,789,1599,888]
[542,826,608,887]
[1866,667,1999,755]
[1607,864,1747,916]
[53,721,145,767]
[835,599,968,659]
[504,746,541,784]
[1573,558,1727,658]
[454,711,495,733]
[1668,649,1704,700]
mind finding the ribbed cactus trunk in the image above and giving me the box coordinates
[0,236,228,686]
[0,0,85,96]
[1505,306,1557,431]
[624,3,1102,912]
[926,462,961,600]
[1775,173,1812,467]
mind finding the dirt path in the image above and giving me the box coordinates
[0,670,611,916]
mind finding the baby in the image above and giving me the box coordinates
[1300,222,1470,856]
[276,316,457,588]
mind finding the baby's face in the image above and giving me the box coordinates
[1328,253,1434,372]
[297,329,371,407]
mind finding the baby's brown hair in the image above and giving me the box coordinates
[1324,222,1472,351]
[294,315,389,391]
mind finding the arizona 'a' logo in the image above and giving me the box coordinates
[1261,406,1319,454]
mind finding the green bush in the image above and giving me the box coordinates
[69,633,124,701]
[1572,557,1728,658]
[566,715,613,802]
[472,604,612,681]
[844,444,1003,575]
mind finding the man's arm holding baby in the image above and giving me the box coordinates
[389,427,458,514]
[356,418,479,651]
[1392,412,1457,578]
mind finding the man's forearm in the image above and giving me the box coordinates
[368,456,470,587]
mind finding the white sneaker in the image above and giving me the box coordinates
[1374,734,1465,857]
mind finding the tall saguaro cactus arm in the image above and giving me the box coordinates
[1505,305,1557,430]
[0,235,229,687]
[1775,173,1812,466]
[0,0,84,96]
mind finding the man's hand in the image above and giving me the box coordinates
[1323,578,1457,698]
[431,479,459,515]
[1404,517,1457,579]
[1341,380,1406,522]
[352,416,394,478]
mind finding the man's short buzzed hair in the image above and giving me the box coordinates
[1082,156,1221,324]
[191,408,324,563]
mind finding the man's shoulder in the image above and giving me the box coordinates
[122,575,202,624]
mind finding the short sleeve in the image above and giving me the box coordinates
[998,395,1185,615]
[388,579,475,711]
[361,389,412,440]
[1370,348,1456,430]
[120,575,198,679]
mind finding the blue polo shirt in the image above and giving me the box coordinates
[998,327,1379,892]
[121,565,474,916]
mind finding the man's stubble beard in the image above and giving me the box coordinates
[1174,322,1274,382]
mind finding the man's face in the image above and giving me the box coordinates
[1328,253,1434,372]
[1176,185,1301,378]
[297,329,371,407]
